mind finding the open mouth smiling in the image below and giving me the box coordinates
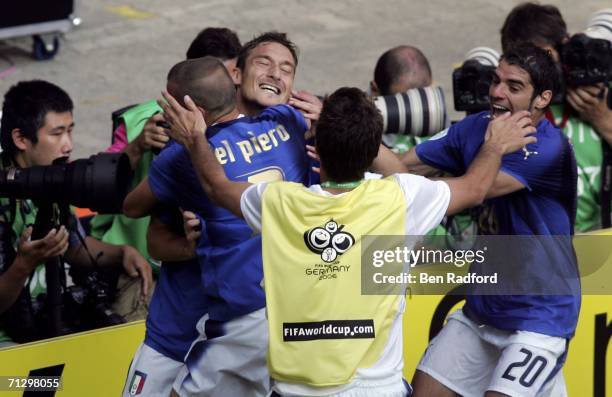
[491,104,511,115]
[259,83,281,95]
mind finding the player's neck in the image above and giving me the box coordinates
[531,111,546,126]
[320,170,362,194]
[208,108,241,126]
[237,96,264,117]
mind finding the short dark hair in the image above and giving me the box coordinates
[501,42,561,101]
[167,56,236,119]
[185,27,242,60]
[374,45,432,95]
[237,31,298,71]
[1,80,73,157]
[501,2,568,53]
[316,88,383,182]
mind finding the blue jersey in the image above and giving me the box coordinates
[416,111,580,338]
[144,206,209,361]
[149,104,310,321]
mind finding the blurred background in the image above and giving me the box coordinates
[0,0,608,158]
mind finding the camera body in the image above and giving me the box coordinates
[63,270,125,331]
[0,268,124,343]
[452,47,500,113]
[559,9,612,109]
[453,60,495,113]
[561,33,612,87]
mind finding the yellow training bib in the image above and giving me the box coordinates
[261,178,406,386]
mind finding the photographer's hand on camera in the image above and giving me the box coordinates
[17,226,70,269]
[567,84,612,144]
[0,226,69,314]
[123,113,170,169]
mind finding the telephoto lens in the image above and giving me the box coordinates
[0,153,131,213]
[373,85,448,138]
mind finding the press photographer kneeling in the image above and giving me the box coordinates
[0,80,152,347]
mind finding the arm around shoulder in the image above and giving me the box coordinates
[444,111,535,214]
[123,177,157,218]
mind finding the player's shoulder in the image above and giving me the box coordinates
[153,140,190,169]
[454,111,491,131]
[207,116,251,141]
[535,118,572,153]
[256,104,302,122]
[536,117,564,138]
[437,111,489,143]
[391,173,446,198]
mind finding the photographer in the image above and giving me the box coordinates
[370,45,433,153]
[0,80,152,346]
[501,2,612,232]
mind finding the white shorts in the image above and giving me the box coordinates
[417,310,568,397]
[122,343,183,397]
[173,308,270,397]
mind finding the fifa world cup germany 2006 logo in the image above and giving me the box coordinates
[304,220,355,263]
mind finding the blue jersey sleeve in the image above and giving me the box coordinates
[149,142,188,206]
[415,123,467,175]
[259,104,308,141]
[500,122,574,195]
[414,113,494,175]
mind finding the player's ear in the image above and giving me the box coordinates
[369,80,379,97]
[232,67,242,86]
[197,106,207,119]
[229,66,240,86]
[533,90,552,110]
[12,128,30,151]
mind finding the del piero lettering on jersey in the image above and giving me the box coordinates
[213,124,291,164]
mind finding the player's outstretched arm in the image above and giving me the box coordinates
[444,111,536,215]
[123,177,158,218]
[370,144,441,177]
[158,92,249,218]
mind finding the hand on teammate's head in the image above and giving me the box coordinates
[158,92,208,150]
[289,89,323,136]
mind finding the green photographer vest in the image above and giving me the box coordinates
[549,104,603,232]
[89,100,162,272]
[261,179,405,387]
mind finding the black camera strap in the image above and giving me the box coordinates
[601,141,612,229]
